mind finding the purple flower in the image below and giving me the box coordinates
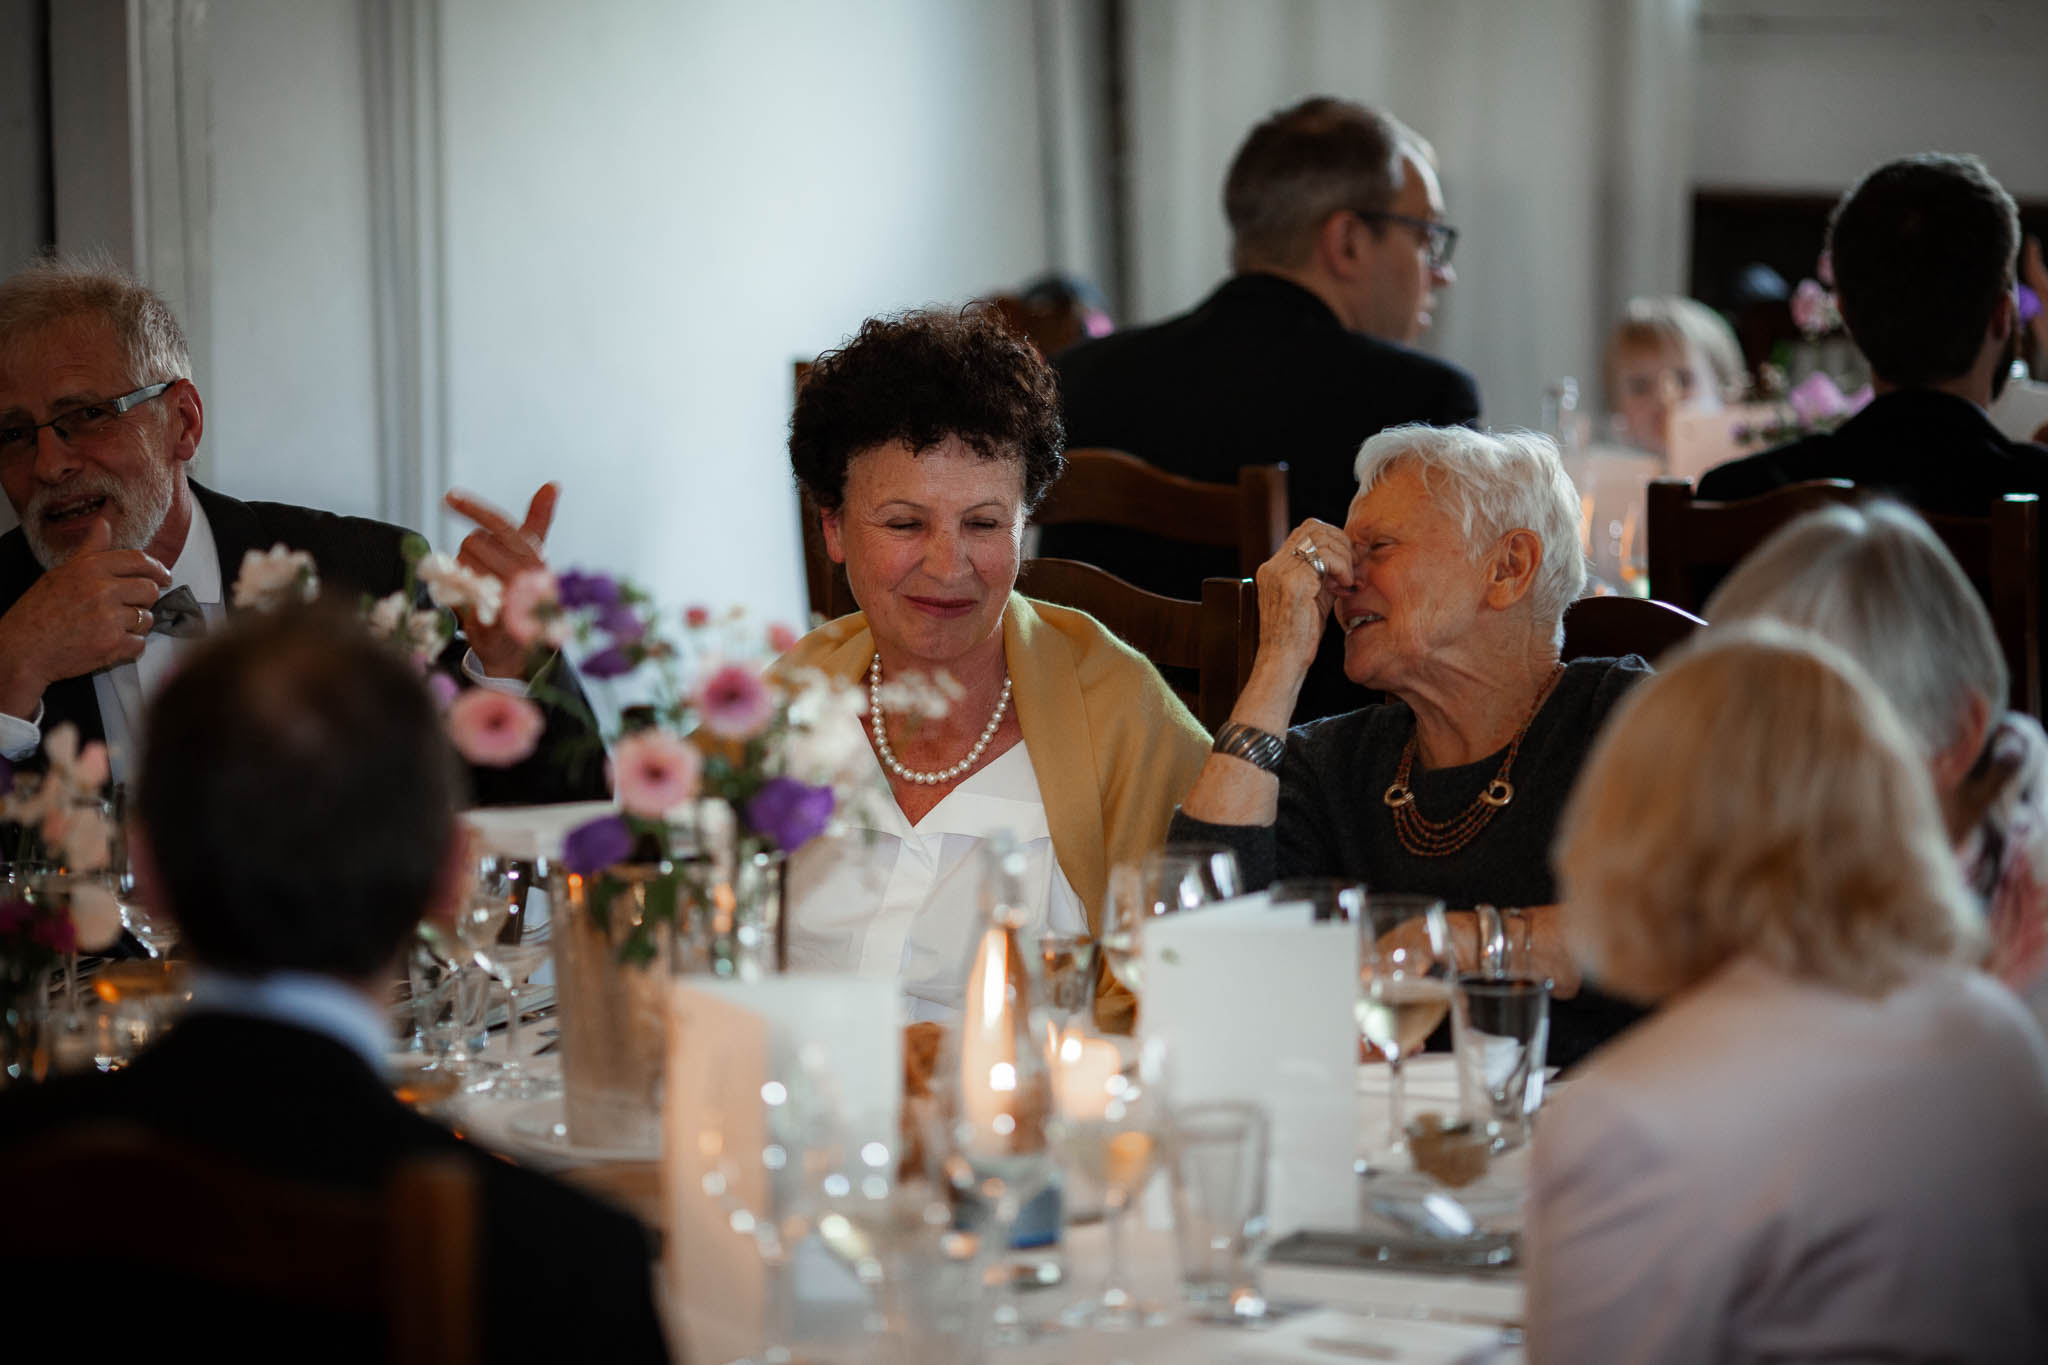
[582,644,635,679]
[426,670,461,711]
[557,570,622,609]
[746,777,835,851]
[597,601,645,644]
[2020,283,2041,327]
[563,815,635,875]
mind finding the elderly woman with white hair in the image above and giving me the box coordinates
[1527,627,2048,1363]
[1170,423,1649,1066]
[1706,499,2048,1029]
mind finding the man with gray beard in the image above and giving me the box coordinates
[0,258,602,802]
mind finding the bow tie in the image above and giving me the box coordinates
[150,585,207,639]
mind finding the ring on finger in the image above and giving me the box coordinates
[1291,538,1328,578]
[137,606,153,634]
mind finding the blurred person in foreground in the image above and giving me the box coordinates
[1169,423,1648,1068]
[1603,295,1747,459]
[1529,625,2048,1363]
[1046,97,1478,722]
[1699,153,2048,512]
[1707,499,2048,1031]
[0,608,669,1362]
[779,308,1209,1033]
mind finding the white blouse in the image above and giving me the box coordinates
[784,734,1087,1024]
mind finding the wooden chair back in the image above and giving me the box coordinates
[1647,476,2043,716]
[1018,560,1254,731]
[1032,448,1291,576]
[1,1124,478,1365]
[1560,594,1705,666]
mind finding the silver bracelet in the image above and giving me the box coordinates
[1212,720,1286,773]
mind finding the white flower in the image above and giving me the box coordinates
[366,592,449,663]
[874,668,958,722]
[415,552,504,626]
[781,672,872,785]
[232,544,320,610]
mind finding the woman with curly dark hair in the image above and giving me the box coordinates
[779,307,1208,1031]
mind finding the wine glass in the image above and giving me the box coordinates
[1050,1035,1173,1331]
[1355,893,1451,1172]
[461,855,553,1099]
[103,790,175,960]
[1034,931,1100,1038]
[1101,844,1242,996]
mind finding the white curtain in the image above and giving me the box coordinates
[1119,0,1699,431]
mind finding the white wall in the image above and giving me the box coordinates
[1693,5,2048,197]
[203,0,382,517]
[434,0,1049,625]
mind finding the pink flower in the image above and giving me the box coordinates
[501,568,563,648]
[684,605,712,629]
[611,728,702,818]
[1791,278,1840,338]
[695,663,774,741]
[427,671,461,711]
[445,689,545,767]
[1787,371,1853,426]
[766,622,801,654]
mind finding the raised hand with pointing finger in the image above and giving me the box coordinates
[442,482,559,680]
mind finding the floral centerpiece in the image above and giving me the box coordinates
[1737,257,1873,448]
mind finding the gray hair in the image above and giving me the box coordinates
[1353,424,1587,640]
[0,254,190,385]
[1223,97,1433,273]
[1703,500,2004,759]
[1604,296,1748,403]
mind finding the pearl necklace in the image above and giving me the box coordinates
[869,653,1012,786]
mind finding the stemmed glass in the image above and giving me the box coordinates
[1101,844,1241,996]
[1355,893,1451,1172]
[1035,931,1100,1039]
[461,855,554,1099]
[104,789,175,960]
[1050,1034,1172,1330]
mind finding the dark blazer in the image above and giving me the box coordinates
[0,480,606,805]
[1043,272,1483,596]
[1043,273,1481,722]
[0,1013,670,1363]
[1696,389,2048,513]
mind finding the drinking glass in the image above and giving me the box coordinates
[1050,1036,1172,1331]
[1168,1100,1275,1324]
[409,923,487,1075]
[1449,975,1551,1151]
[1101,845,1242,996]
[1033,930,1099,1037]
[462,854,554,1099]
[103,790,175,959]
[1355,893,1451,1171]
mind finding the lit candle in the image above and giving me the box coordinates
[1051,1027,1122,1121]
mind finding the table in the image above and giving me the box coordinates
[449,1047,1528,1365]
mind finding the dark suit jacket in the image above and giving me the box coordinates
[0,480,606,805]
[1696,389,2048,513]
[1044,273,1481,721]
[0,1013,670,1363]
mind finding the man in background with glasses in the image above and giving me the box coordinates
[1044,96,1481,721]
[0,257,603,803]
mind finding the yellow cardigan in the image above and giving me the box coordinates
[779,593,1212,1031]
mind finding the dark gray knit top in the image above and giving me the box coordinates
[1169,654,1653,1067]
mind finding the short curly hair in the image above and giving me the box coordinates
[789,307,1066,512]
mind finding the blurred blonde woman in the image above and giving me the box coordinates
[1603,296,1746,458]
[1526,627,2048,1364]
[1705,499,2048,1030]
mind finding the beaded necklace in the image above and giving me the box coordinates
[1382,664,1565,857]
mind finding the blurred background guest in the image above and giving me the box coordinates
[1603,295,1747,459]
[0,607,668,1362]
[1699,153,2048,514]
[1706,500,2048,1031]
[1170,424,1646,1068]
[985,271,1114,360]
[780,308,1207,1031]
[1532,626,2048,1364]
[1044,96,1478,723]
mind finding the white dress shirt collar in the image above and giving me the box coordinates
[185,966,393,1076]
